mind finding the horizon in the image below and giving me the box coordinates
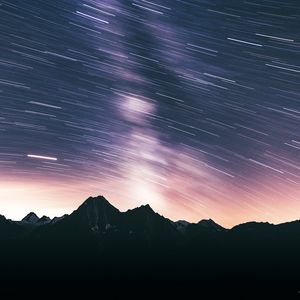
[2,193,299,229]
[1,1,299,229]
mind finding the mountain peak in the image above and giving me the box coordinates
[71,195,121,232]
[174,220,190,233]
[198,218,215,225]
[140,204,154,212]
[37,215,51,224]
[82,195,111,206]
[78,195,119,212]
[51,214,68,224]
[125,204,155,216]
[22,212,39,223]
[197,219,224,231]
[232,221,273,231]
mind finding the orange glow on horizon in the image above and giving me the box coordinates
[0,175,299,228]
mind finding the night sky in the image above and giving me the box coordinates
[0,0,299,227]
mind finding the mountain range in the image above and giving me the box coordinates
[1,195,300,292]
[1,195,227,241]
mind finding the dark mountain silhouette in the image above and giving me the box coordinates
[0,195,300,295]
[231,221,274,232]
[0,215,25,239]
[197,218,225,231]
[21,212,39,224]
[174,220,190,233]
[51,214,68,224]
[52,196,122,234]
[121,204,179,243]
[36,215,51,225]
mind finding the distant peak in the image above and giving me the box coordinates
[0,214,7,221]
[142,204,152,209]
[232,221,273,231]
[37,215,51,224]
[39,215,50,220]
[70,195,121,231]
[198,219,224,230]
[22,212,39,223]
[174,220,190,233]
[138,204,154,213]
[198,218,215,224]
[236,221,271,227]
[84,195,110,205]
[51,214,68,224]
[175,220,190,225]
[125,204,156,217]
[76,195,119,215]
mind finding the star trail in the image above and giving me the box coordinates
[0,0,299,227]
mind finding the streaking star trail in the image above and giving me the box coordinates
[27,155,58,161]
[0,0,299,227]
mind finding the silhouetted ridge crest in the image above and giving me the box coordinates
[22,212,39,223]
[37,216,51,224]
[69,195,121,232]
[231,221,274,232]
[123,203,178,240]
[197,219,225,231]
